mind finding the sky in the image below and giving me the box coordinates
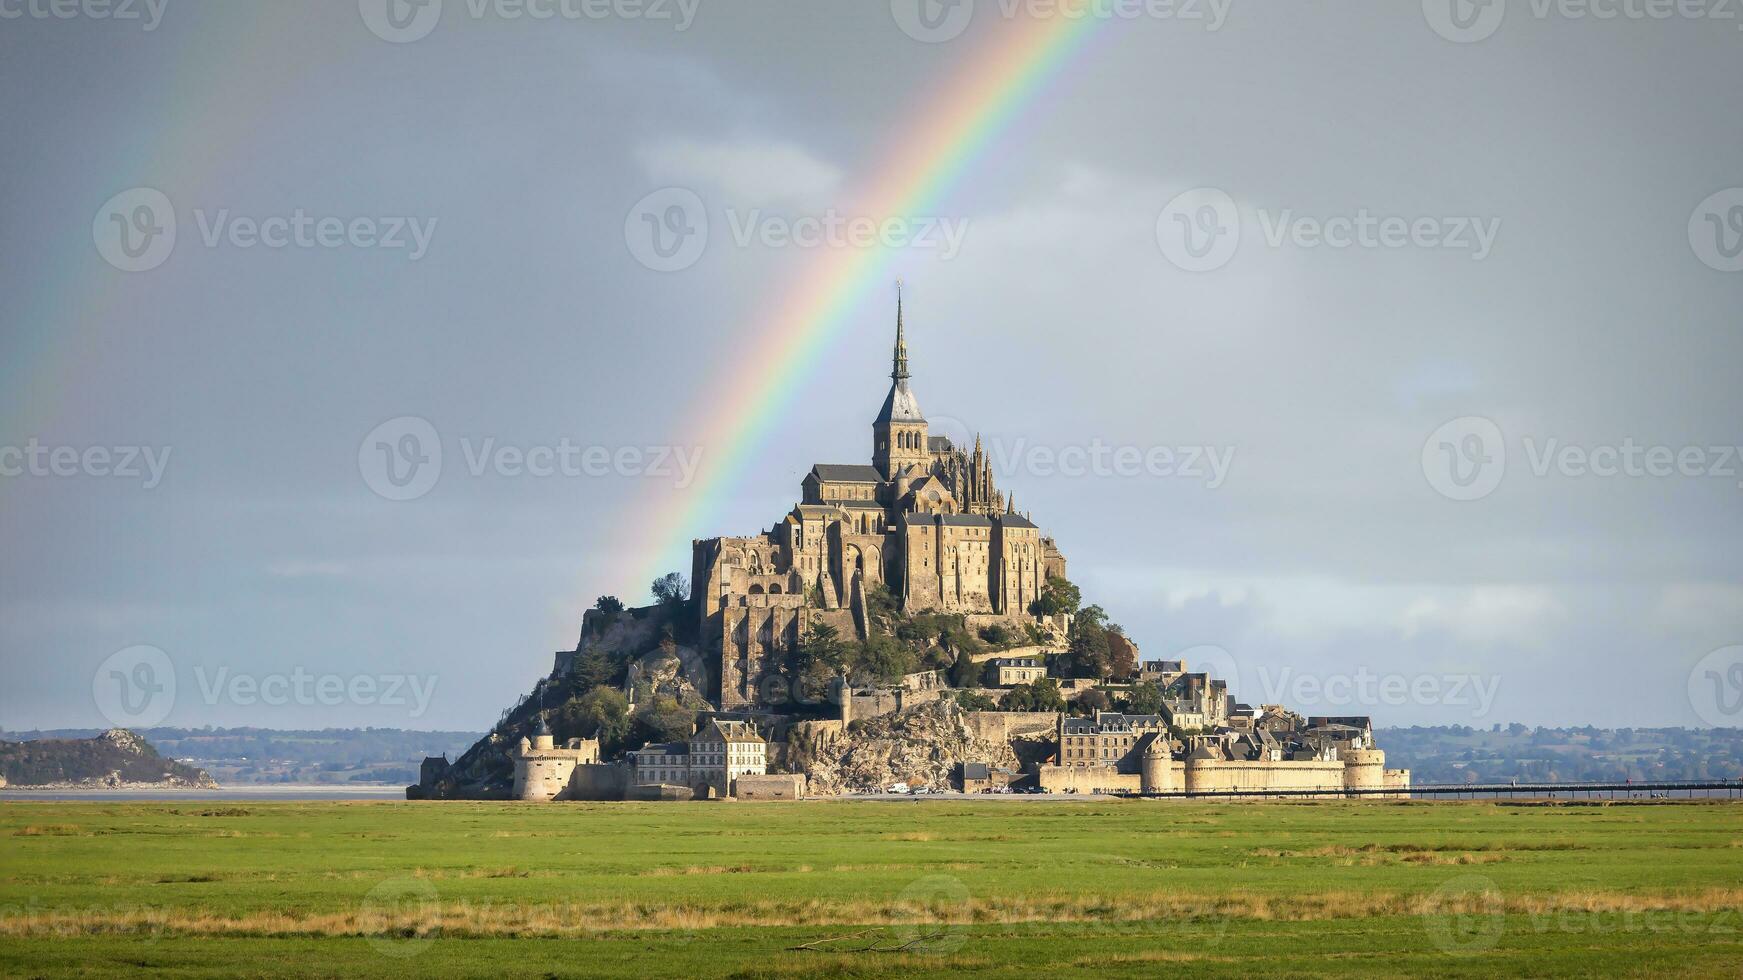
[1,0,1740,733]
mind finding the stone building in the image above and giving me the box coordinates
[630,720,768,798]
[989,656,1046,687]
[510,716,602,802]
[694,294,1068,709]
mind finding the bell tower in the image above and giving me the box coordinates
[873,284,929,479]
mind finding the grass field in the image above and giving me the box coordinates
[1,798,1740,977]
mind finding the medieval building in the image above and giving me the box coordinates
[692,295,1067,709]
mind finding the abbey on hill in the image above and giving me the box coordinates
[692,292,1067,709]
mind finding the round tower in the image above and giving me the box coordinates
[1341,747,1385,797]
[1139,737,1172,794]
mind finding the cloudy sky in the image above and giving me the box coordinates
[1,1,1739,733]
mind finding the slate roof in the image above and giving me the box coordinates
[938,514,993,526]
[961,762,991,781]
[874,379,925,423]
[999,513,1038,529]
[928,435,955,452]
[809,464,884,484]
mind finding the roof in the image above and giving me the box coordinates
[928,435,954,452]
[991,657,1042,668]
[636,742,689,757]
[938,514,993,527]
[695,720,765,744]
[810,464,884,484]
[961,762,990,780]
[1061,718,1096,735]
[874,379,925,424]
[998,513,1039,529]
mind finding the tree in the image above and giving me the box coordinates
[1073,688,1112,716]
[1063,604,1112,679]
[949,650,983,689]
[1123,681,1165,716]
[1000,677,1066,713]
[1030,575,1082,618]
[554,687,630,753]
[651,573,689,609]
[955,690,999,712]
[629,695,695,747]
[572,647,616,692]
[1106,628,1137,681]
[787,622,850,703]
[858,632,917,685]
[594,595,624,616]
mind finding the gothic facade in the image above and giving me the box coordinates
[692,295,1067,709]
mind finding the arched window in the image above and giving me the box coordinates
[769,584,782,595]
[748,584,764,595]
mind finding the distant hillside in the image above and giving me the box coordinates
[0,727,483,786]
[1377,725,1743,784]
[0,729,216,788]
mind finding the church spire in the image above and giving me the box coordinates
[892,280,910,382]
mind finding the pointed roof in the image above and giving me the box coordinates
[875,286,925,424]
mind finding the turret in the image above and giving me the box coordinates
[1139,736,1172,794]
[872,284,929,478]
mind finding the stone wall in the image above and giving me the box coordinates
[733,773,806,800]
[1183,759,1348,795]
[963,710,1062,743]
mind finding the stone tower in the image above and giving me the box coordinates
[872,286,929,479]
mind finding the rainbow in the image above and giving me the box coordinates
[626,12,1113,595]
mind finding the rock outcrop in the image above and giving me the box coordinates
[0,729,218,789]
[797,700,1026,795]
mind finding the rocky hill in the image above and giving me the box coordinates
[793,700,1047,795]
[0,729,217,789]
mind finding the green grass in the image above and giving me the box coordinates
[1,799,1740,977]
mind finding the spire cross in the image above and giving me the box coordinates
[892,280,910,382]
